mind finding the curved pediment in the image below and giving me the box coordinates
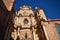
[17,5,34,17]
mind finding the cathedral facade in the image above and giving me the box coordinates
[11,5,46,40]
[0,0,60,40]
[11,5,60,40]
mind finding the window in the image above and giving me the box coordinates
[23,18,29,24]
[55,24,60,35]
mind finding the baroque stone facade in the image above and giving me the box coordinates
[0,0,60,40]
[11,5,60,40]
[11,5,46,40]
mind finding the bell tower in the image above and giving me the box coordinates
[11,5,47,40]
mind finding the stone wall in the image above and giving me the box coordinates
[0,0,16,40]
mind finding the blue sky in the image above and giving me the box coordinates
[13,0,60,19]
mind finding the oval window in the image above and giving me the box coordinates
[23,18,29,24]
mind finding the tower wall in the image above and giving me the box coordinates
[0,0,16,40]
[3,0,14,11]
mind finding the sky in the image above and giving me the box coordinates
[13,0,60,19]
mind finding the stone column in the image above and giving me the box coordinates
[17,27,20,37]
[41,21,49,40]
[11,29,17,40]
[32,27,35,40]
